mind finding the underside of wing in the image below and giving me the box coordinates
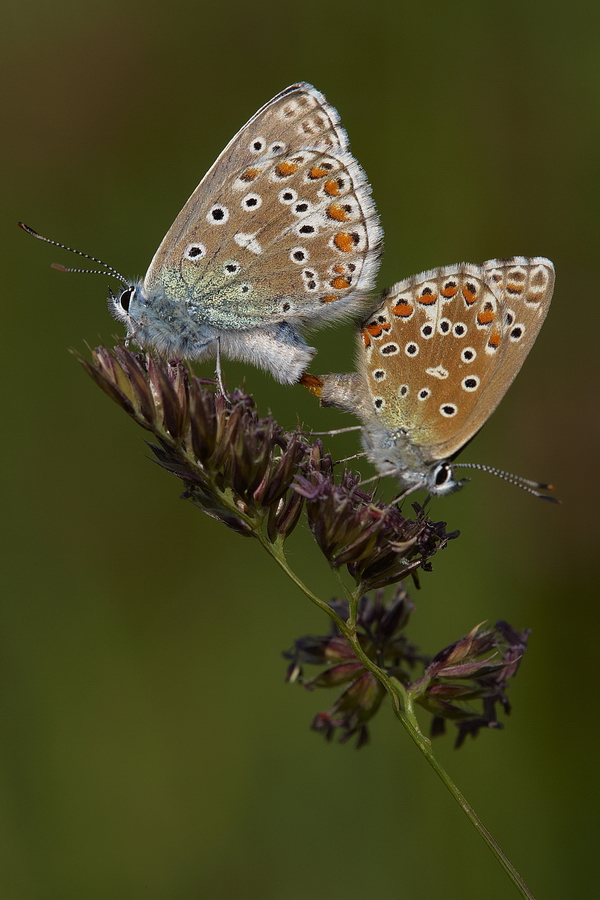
[357,257,554,462]
[143,84,382,329]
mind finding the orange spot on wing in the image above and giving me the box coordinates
[418,290,437,305]
[392,301,414,317]
[507,282,524,294]
[477,309,495,325]
[362,330,371,347]
[488,328,501,348]
[276,161,299,177]
[309,166,328,179]
[462,284,478,304]
[333,232,355,252]
[441,284,458,298]
[240,167,260,182]
[332,264,345,274]
[320,294,337,303]
[324,178,341,196]
[331,276,351,290]
[525,290,543,304]
[327,203,349,221]
[366,323,383,337]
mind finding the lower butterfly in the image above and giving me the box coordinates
[303,256,556,500]
[21,83,382,384]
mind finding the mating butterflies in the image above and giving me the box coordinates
[306,257,555,498]
[109,83,382,383]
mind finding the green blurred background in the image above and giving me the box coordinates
[2,1,598,897]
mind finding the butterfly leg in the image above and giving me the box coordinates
[356,472,382,488]
[214,337,230,400]
[124,311,148,346]
[389,484,421,506]
[333,451,368,466]
[305,425,364,437]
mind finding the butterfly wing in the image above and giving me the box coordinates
[143,83,382,330]
[358,257,554,461]
[467,257,555,448]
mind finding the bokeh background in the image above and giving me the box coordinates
[2,1,598,897]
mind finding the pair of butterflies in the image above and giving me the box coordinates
[24,83,555,499]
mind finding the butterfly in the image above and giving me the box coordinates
[22,83,382,384]
[304,257,555,499]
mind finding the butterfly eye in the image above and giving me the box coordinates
[434,463,452,487]
[118,287,134,313]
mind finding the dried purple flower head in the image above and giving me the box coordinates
[79,346,455,580]
[78,346,309,538]
[295,465,458,592]
[285,586,424,747]
[417,619,531,747]
[285,588,529,749]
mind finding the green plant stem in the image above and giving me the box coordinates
[259,535,347,632]
[265,542,536,900]
[394,690,536,900]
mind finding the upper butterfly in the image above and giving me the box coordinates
[23,83,382,384]
[304,257,555,498]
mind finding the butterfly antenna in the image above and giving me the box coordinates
[18,223,130,288]
[453,463,560,503]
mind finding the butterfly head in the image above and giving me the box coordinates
[363,426,469,498]
[109,283,136,325]
[108,282,147,344]
[377,458,469,499]
[108,280,218,359]
[421,460,469,497]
